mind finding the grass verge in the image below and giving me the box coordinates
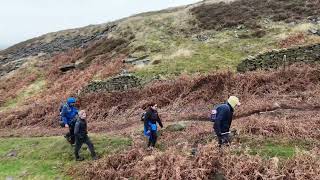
[0,135,131,180]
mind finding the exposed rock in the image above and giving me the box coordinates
[0,23,117,76]
[308,16,320,24]
[124,55,151,66]
[7,150,18,157]
[191,148,198,156]
[193,33,214,42]
[308,28,320,36]
[236,24,246,30]
[165,123,187,132]
[0,58,27,76]
[59,64,76,72]
[196,34,209,41]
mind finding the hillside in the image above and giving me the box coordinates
[1,0,320,179]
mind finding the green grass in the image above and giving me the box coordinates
[238,137,313,159]
[249,142,296,158]
[0,135,131,180]
[134,37,274,79]
[132,28,280,79]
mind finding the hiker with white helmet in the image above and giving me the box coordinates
[211,96,241,147]
[74,110,97,161]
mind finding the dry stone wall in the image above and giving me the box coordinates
[83,74,141,93]
[237,44,320,72]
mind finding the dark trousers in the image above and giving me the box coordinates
[217,134,230,147]
[74,135,96,159]
[148,130,157,147]
[65,124,75,144]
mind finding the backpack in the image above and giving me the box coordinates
[59,103,66,127]
[141,112,146,122]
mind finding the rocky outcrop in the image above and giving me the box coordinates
[308,28,320,36]
[237,43,320,72]
[83,73,142,93]
[0,58,27,76]
[0,23,117,76]
[124,55,151,66]
[59,64,76,72]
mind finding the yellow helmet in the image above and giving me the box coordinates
[227,96,241,108]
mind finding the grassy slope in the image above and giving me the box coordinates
[135,22,320,78]
[115,8,320,79]
[0,135,131,179]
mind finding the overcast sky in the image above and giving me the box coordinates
[0,0,200,49]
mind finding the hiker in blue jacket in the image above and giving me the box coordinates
[61,97,79,144]
[213,96,240,147]
[144,103,163,149]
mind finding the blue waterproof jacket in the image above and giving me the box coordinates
[213,103,234,136]
[143,108,163,138]
[61,97,78,125]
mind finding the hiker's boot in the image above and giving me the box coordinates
[76,157,84,161]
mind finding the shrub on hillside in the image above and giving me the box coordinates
[191,0,320,30]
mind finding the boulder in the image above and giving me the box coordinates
[59,64,76,72]
[308,28,320,36]
[7,150,18,157]
[165,123,186,132]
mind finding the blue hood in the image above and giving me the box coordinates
[67,97,76,105]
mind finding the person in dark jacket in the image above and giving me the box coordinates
[74,110,97,161]
[144,103,163,149]
[61,97,78,144]
[214,96,240,147]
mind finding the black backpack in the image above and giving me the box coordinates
[59,103,66,127]
[141,112,146,122]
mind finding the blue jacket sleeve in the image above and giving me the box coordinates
[61,105,68,125]
[214,107,226,136]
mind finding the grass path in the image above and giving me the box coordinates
[0,135,131,180]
